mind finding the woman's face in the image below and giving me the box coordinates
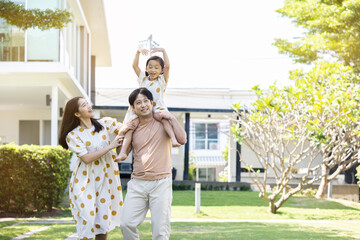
[75,98,94,119]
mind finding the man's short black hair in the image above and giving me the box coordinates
[128,87,153,106]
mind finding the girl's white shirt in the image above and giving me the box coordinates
[123,71,168,123]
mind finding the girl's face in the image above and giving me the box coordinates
[146,60,163,80]
[75,98,94,119]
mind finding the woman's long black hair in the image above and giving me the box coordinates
[59,97,103,149]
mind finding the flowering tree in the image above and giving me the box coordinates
[289,62,360,198]
[232,84,322,214]
[232,62,360,213]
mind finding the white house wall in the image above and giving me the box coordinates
[0,109,52,144]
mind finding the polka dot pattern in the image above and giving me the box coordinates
[67,117,123,239]
[123,70,168,123]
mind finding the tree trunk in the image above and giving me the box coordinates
[268,201,277,214]
[316,164,329,199]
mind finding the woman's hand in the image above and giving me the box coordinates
[109,135,124,149]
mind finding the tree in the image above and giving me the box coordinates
[232,62,360,212]
[0,0,71,31]
[274,0,360,198]
[274,0,360,72]
[289,62,360,198]
[356,165,360,187]
[232,84,322,214]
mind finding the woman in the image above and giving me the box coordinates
[59,97,133,240]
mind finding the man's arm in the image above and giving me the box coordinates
[161,111,187,145]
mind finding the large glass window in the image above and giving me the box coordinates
[198,168,216,181]
[27,0,60,62]
[0,0,61,62]
[195,123,219,150]
[0,0,25,61]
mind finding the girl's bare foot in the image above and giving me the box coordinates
[115,153,127,162]
[171,138,181,147]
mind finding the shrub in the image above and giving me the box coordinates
[0,143,72,214]
[301,188,317,197]
[239,185,250,191]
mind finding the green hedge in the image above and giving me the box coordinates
[172,183,251,191]
[0,143,72,214]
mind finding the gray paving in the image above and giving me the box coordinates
[10,225,51,240]
[63,233,78,240]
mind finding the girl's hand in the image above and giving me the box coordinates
[159,110,174,121]
[151,48,164,54]
[118,120,138,136]
[138,48,150,56]
[109,135,123,149]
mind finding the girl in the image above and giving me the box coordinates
[59,97,134,240]
[116,48,180,161]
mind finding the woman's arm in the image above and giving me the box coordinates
[80,135,123,164]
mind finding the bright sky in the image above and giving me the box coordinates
[96,0,305,90]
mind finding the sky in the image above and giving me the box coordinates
[96,0,306,91]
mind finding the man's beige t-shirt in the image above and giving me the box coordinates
[131,118,172,180]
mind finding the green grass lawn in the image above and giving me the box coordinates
[106,221,360,240]
[0,223,47,240]
[26,223,76,240]
[54,190,360,220]
[1,190,360,239]
[1,221,359,240]
[169,191,360,220]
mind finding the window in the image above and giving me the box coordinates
[0,0,61,62]
[0,0,25,62]
[27,0,60,62]
[195,123,219,150]
[198,168,216,181]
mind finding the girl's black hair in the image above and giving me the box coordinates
[59,97,103,149]
[128,87,153,106]
[145,56,165,77]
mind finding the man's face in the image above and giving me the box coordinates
[131,93,153,117]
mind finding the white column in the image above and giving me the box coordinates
[51,86,58,146]
[228,131,237,182]
[195,183,201,213]
[39,120,44,145]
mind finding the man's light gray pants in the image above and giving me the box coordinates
[120,177,172,240]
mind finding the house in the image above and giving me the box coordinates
[94,88,257,182]
[0,0,110,146]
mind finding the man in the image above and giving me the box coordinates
[119,87,187,240]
